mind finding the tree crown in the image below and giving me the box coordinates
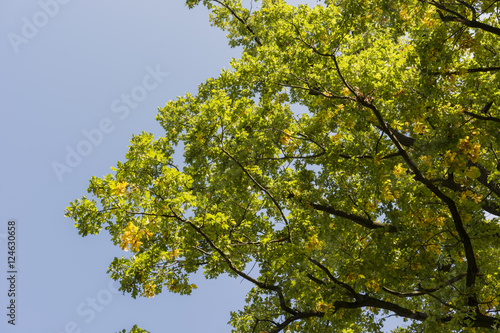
[67,0,500,332]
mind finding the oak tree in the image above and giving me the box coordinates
[66,0,500,332]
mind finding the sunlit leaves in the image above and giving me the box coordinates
[66,0,500,332]
[110,181,128,196]
[119,222,153,252]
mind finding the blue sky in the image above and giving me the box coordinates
[0,1,404,332]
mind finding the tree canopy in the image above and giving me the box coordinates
[66,0,500,332]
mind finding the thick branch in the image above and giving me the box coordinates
[309,202,398,232]
[422,0,500,37]
[375,125,416,147]
[359,296,430,321]
[465,111,500,124]
[309,258,430,322]
[354,98,479,294]
[329,48,480,294]
[308,258,500,328]
[440,13,500,37]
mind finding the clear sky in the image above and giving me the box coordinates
[0,1,403,332]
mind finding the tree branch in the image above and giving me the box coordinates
[309,258,431,322]
[212,0,263,46]
[434,67,500,76]
[269,312,324,333]
[308,202,398,232]
[330,50,480,299]
[221,146,292,241]
[422,0,500,37]
[308,258,358,296]
[169,206,298,316]
[382,273,467,297]
[471,162,500,198]
[338,151,402,160]
[465,111,500,123]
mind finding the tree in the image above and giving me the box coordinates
[115,325,149,333]
[65,0,500,332]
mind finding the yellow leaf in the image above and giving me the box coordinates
[366,279,380,292]
[470,143,481,163]
[382,185,395,202]
[471,193,483,204]
[331,133,342,141]
[111,181,128,196]
[436,216,445,227]
[393,163,407,177]
[305,234,321,250]
[277,93,287,104]
[142,281,156,298]
[444,150,457,166]
[465,166,481,179]
[119,222,143,252]
[120,242,129,251]
[317,302,328,311]
[280,129,292,145]
[169,249,180,260]
[413,122,427,134]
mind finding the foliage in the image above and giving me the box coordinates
[115,325,150,333]
[66,0,500,331]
